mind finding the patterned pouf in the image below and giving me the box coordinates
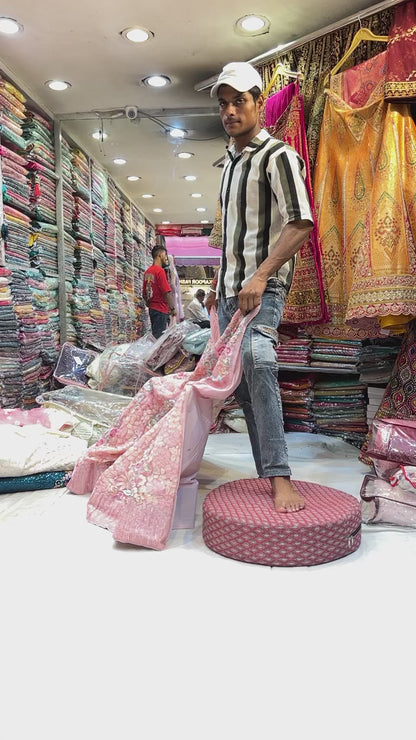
[202,478,361,567]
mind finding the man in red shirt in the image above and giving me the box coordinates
[143,246,176,338]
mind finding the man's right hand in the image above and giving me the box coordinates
[205,291,218,314]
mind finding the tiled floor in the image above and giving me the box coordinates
[1,432,415,739]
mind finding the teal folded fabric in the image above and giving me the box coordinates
[0,471,72,493]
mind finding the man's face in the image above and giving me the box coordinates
[217,85,263,142]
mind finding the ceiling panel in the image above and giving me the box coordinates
[0,0,396,225]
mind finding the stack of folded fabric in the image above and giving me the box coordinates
[64,232,76,282]
[61,136,74,235]
[312,376,368,447]
[121,201,134,291]
[29,223,59,276]
[107,290,129,344]
[74,239,94,281]
[358,338,401,385]
[88,286,107,351]
[276,334,311,366]
[0,77,27,178]
[310,337,363,370]
[279,373,316,432]
[71,279,94,347]
[91,160,106,252]
[9,270,42,406]
[25,268,59,391]
[99,291,113,345]
[92,244,106,292]
[366,385,387,426]
[23,109,56,226]
[0,267,24,407]
[103,178,117,291]
[2,204,32,270]
[115,210,126,292]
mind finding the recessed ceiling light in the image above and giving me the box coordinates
[127,175,141,181]
[113,158,126,165]
[162,221,170,224]
[184,175,197,182]
[92,130,108,140]
[120,26,154,43]
[176,152,194,159]
[200,220,209,224]
[235,14,270,36]
[142,194,154,198]
[153,208,162,213]
[45,80,71,91]
[196,207,207,212]
[191,193,202,198]
[142,75,171,88]
[0,17,23,34]
[169,128,186,139]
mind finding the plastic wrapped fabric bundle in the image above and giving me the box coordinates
[367,418,416,466]
[360,473,416,527]
[86,334,158,396]
[182,328,211,356]
[145,320,198,371]
[53,342,98,387]
[37,386,131,445]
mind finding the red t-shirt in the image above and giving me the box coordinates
[143,264,171,314]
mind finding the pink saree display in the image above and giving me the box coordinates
[265,81,329,326]
[68,307,259,549]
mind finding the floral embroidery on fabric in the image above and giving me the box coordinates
[68,307,260,549]
[314,50,416,328]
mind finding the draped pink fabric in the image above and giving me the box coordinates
[68,307,259,549]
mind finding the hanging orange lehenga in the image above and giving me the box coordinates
[313,51,416,335]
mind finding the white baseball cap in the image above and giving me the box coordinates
[210,62,263,98]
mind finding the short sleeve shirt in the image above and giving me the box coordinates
[143,264,171,314]
[218,129,313,298]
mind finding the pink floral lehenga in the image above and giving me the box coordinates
[68,307,259,549]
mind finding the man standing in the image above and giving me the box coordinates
[209,61,314,513]
[143,246,176,338]
[184,289,211,328]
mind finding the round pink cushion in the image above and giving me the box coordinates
[202,478,361,566]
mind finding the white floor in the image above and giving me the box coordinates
[1,431,415,740]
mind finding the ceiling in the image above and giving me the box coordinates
[0,0,394,227]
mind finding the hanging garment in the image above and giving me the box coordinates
[384,0,416,102]
[67,306,259,550]
[314,51,416,334]
[265,81,329,326]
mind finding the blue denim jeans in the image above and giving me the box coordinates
[218,281,291,479]
[149,308,169,339]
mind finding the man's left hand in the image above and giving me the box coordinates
[238,276,267,314]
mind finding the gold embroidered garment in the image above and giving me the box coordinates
[313,52,416,329]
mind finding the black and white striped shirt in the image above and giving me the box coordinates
[218,129,313,298]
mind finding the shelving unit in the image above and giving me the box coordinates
[0,67,155,408]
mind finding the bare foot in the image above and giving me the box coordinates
[271,476,305,513]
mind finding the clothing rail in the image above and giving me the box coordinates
[249,0,401,66]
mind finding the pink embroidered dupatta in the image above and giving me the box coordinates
[265,81,329,326]
[68,307,259,549]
